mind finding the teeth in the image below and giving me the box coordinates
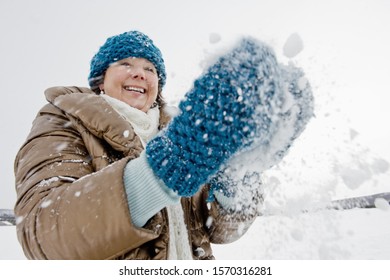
[124,86,145,93]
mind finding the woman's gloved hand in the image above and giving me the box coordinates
[146,37,285,197]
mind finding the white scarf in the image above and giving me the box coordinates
[101,94,193,259]
[166,204,193,260]
[101,94,159,147]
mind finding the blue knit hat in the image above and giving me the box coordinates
[88,31,166,92]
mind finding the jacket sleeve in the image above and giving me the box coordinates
[14,105,161,259]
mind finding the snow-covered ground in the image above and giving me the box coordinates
[213,208,390,259]
[2,207,390,260]
[0,227,24,260]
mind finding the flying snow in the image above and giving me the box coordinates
[40,200,53,208]
[374,198,390,211]
[283,33,304,58]
[209,32,222,44]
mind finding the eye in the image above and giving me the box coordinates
[145,66,156,73]
[120,62,131,67]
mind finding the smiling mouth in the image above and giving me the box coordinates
[124,86,145,94]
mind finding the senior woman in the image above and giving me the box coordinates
[14,31,313,260]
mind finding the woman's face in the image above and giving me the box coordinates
[100,57,159,112]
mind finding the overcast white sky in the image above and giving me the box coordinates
[1,0,390,209]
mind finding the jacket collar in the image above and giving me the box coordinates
[44,86,173,154]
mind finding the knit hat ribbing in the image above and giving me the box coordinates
[88,31,166,92]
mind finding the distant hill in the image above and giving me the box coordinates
[0,209,15,226]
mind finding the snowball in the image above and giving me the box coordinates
[225,116,233,122]
[15,216,24,225]
[63,121,72,128]
[74,191,81,197]
[374,198,390,211]
[123,130,130,138]
[209,32,221,44]
[205,216,213,228]
[283,33,304,58]
[38,177,60,187]
[161,159,169,167]
[371,158,390,174]
[55,142,68,152]
[40,200,53,208]
[349,128,359,140]
[340,166,372,189]
[194,247,206,257]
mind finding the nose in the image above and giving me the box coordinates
[129,66,145,80]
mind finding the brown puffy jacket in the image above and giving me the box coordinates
[14,86,258,260]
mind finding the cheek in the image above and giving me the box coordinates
[105,68,126,85]
[150,85,159,100]
[148,75,159,95]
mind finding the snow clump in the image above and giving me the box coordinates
[283,33,304,58]
[374,198,390,211]
[209,32,222,44]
